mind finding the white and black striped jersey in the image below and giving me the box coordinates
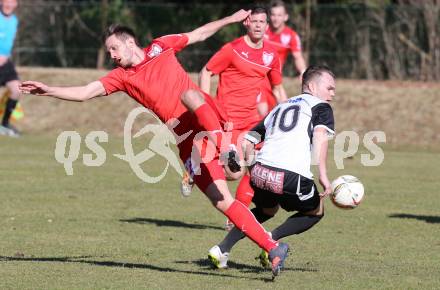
[245,93,335,179]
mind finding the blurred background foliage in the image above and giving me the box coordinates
[13,0,440,80]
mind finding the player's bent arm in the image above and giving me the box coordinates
[292,51,306,78]
[199,66,214,95]
[313,127,331,197]
[185,9,251,45]
[20,80,106,102]
[272,84,288,103]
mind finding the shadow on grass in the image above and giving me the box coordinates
[389,213,440,224]
[120,217,224,231]
[0,255,267,281]
[177,259,318,274]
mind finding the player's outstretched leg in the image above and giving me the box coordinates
[219,207,274,250]
[257,249,270,269]
[271,202,324,240]
[235,173,254,206]
[179,90,241,196]
[224,173,254,230]
[181,89,242,172]
[208,245,229,269]
[181,89,225,151]
[203,179,289,277]
[210,207,274,268]
[268,242,290,279]
[271,212,323,240]
[204,180,276,248]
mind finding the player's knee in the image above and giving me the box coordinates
[251,207,275,223]
[303,201,325,216]
[208,194,229,212]
[7,82,21,100]
[9,89,20,100]
[204,181,234,212]
[181,89,204,111]
[262,206,279,217]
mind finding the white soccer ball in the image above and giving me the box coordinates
[330,175,364,209]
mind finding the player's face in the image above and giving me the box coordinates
[1,0,18,16]
[105,35,135,68]
[270,6,288,30]
[246,13,268,41]
[314,72,336,102]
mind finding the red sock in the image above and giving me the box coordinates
[235,174,254,207]
[194,103,224,151]
[224,200,277,252]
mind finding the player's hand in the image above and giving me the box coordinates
[319,176,332,198]
[242,139,256,167]
[19,81,51,96]
[0,56,8,66]
[229,9,251,24]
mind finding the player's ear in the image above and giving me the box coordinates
[284,13,289,22]
[308,80,317,94]
[126,37,136,48]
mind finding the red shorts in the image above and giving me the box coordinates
[173,91,228,193]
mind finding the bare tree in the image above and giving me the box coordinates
[419,0,440,80]
[96,0,109,69]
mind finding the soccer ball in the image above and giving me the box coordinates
[330,175,364,209]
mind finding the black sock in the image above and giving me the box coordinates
[2,98,18,127]
[271,212,323,240]
[219,207,273,253]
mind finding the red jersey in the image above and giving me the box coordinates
[264,26,302,67]
[99,34,198,123]
[206,36,282,130]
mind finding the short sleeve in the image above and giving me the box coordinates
[154,34,189,53]
[268,55,282,86]
[290,32,302,53]
[311,103,335,136]
[206,44,233,74]
[99,68,126,95]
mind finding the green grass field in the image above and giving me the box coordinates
[1,134,439,289]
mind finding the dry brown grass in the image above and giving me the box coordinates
[8,67,440,147]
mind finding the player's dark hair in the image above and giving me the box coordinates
[104,24,139,45]
[251,4,269,18]
[302,65,335,91]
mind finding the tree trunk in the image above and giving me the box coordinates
[421,1,440,80]
[303,0,312,65]
[97,0,109,69]
[51,6,67,67]
[358,24,373,79]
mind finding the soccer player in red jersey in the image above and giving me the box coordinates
[198,6,287,230]
[258,0,307,116]
[19,9,289,278]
